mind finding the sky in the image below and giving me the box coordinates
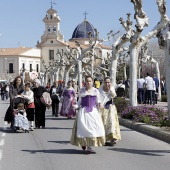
[0,0,170,48]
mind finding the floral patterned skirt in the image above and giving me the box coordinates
[14,113,29,130]
[100,105,121,141]
[70,116,105,147]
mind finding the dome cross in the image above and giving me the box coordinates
[83,11,88,20]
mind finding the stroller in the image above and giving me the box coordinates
[12,97,29,133]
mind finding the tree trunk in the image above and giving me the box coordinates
[164,39,170,124]
[44,74,48,86]
[155,62,161,101]
[63,66,72,84]
[110,47,118,88]
[124,65,127,81]
[130,45,138,106]
[55,70,59,81]
[91,57,94,78]
[78,60,82,89]
[138,66,141,79]
[50,73,54,86]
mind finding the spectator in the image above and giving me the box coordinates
[115,80,125,97]
[50,81,60,117]
[124,77,130,99]
[94,79,101,89]
[153,74,159,93]
[137,76,145,104]
[32,79,47,129]
[144,73,155,105]
[45,82,50,92]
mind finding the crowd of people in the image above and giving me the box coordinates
[3,72,166,153]
[3,75,122,154]
[137,73,166,105]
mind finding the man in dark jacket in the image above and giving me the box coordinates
[50,81,60,117]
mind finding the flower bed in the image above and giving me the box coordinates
[121,106,169,127]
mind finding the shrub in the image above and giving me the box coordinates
[114,97,130,115]
[121,106,169,127]
[161,95,167,102]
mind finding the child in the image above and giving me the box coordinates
[14,103,29,133]
[22,83,35,131]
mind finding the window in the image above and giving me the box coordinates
[49,50,54,60]
[9,63,13,73]
[36,64,39,72]
[30,64,32,72]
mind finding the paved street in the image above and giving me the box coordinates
[0,100,170,170]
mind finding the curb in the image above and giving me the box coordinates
[119,118,170,144]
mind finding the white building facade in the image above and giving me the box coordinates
[0,47,41,81]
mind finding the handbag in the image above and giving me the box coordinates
[51,94,60,101]
[40,94,52,109]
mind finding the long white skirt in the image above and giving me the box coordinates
[77,107,105,138]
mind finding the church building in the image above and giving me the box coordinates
[36,6,111,76]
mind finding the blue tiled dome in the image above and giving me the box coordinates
[72,20,95,39]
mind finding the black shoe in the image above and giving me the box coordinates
[82,146,86,150]
[55,114,58,117]
[42,126,45,129]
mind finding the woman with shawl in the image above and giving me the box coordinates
[98,77,121,145]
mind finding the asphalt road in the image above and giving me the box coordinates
[0,100,170,170]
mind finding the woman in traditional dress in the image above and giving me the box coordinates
[60,80,76,119]
[98,77,121,145]
[70,76,105,153]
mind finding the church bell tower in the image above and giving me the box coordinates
[37,6,65,47]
